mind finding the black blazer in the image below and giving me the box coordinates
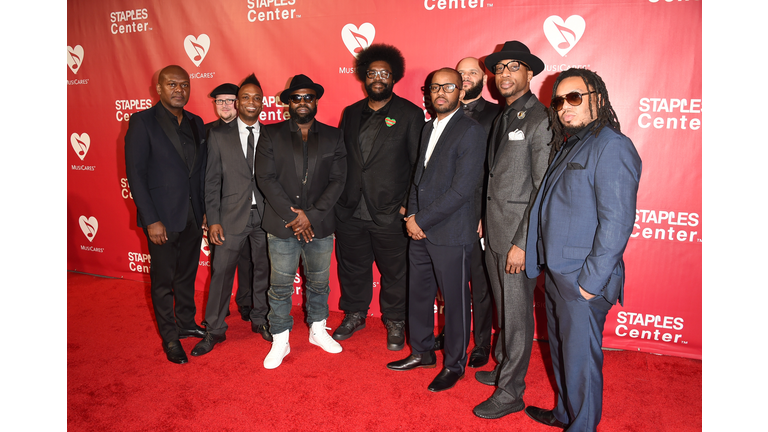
[255,119,347,239]
[124,103,207,232]
[408,109,486,246]
[335,94,424,226]
[467,97,500,135]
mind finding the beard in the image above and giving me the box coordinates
[462,80,483,101]
[433,97,459,114]
[366,81,394,102]
[289,104,317,124]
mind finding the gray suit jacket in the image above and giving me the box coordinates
[484,93,551,255]
[205,119,265,236]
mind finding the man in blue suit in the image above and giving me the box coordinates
[125,65,208,364]
[386,68,486,393]
[524,68,641,431]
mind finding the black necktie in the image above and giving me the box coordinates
[246,126,255,175]
[494,109,512,155]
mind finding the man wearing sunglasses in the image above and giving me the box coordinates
[204,83,258,325]
[386,68,485,393]
[524,68,641,431]
[255,74,347,369]
[333,44,424,351]
[473,41,551,419]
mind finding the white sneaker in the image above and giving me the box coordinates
[264,330,290,369]
[309,320,342,354]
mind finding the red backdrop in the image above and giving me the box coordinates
[67,0,702,359]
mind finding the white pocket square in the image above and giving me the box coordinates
[508,129,525,141]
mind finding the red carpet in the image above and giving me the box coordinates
[67,272,701,431]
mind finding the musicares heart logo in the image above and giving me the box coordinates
[71,133,90,161]
[79,216,98,242]
[67,45,85,74]
[341,23,375,57]
[200,237,210,256]
[184,34,210,67]
[543,15,586,57]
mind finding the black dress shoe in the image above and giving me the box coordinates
[385,319,405,351]
[467,345,491,368]
[473,396,525,419]
[427,367,464,392]
[433,329,445,350]
[525,406,568,429]
[252,322,273,342]
[162,340,188,364]
[332,312,366,341]
[386,351,436,371]
[475,366,498,386]
[190,332,226,356]
[238,305,252,322]
[178,325,205,339]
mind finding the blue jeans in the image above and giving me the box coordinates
[266,233,334,335]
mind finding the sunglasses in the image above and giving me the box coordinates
[551,91,596,111]
[289,94,316,103]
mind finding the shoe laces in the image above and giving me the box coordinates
[386,320,405,330]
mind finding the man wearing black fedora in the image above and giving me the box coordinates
[255,74,347,369]
[472,41,552,419]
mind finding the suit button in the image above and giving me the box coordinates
[489,173,494,177]
[487,196,491,201]
[296,195,300,199]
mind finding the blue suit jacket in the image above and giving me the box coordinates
[408,109,486,246]
[525,125,641,305]
[125,103,207,232]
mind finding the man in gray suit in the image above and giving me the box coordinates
[192,74,272,357]
[473,41,551,419]
[386,68,486,393]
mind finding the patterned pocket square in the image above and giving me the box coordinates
[566,162,585,170]
[508,129,525,141]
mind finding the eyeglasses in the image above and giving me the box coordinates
[215,99,236,106]
[551,91,597,111]
[429,83,457,93]
[366,70,392,79]
[289,94,317,103]
[493,61,529,74]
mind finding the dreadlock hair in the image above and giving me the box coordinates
[354,44,406,83]
[239,73,263,95]
[547,68,620,163]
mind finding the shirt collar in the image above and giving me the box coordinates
[433,106,460,128]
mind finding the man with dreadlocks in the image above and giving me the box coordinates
[333,44,424,350]
[523,68,642,431]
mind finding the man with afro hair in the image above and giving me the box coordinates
[333,43,425,350]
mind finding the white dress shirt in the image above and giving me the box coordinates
[424,107,459,167]
[237,117,261,205]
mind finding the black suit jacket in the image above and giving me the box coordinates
[205,118,226,135]
[464,96,500,135]
[255,119,347,239]
[408,109,486,246]
[125,103,207,232]
[335,94,424,226]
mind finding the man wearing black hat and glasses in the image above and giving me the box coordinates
[255,74,347,369]
[472,41,552,419]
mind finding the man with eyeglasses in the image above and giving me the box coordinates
[124,65,208,364]
[191,74,273,357]
[386,68,485,393]
[205,83,257,325]
[523,68,641,431]
[472,41,551,419]
[333,44,424,350]
[255,74,347,369]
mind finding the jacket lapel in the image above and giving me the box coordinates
[155,106,187,170]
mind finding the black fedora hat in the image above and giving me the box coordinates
[484,41,545,76]
[209,83,239,98]
[279,74,325,104]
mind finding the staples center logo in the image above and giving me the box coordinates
[184,34,210,67]
[79,216,98,242]
[341,23,375,57]
[543,15,585,57]
[67,45,84,74]
[71,133,90,160]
